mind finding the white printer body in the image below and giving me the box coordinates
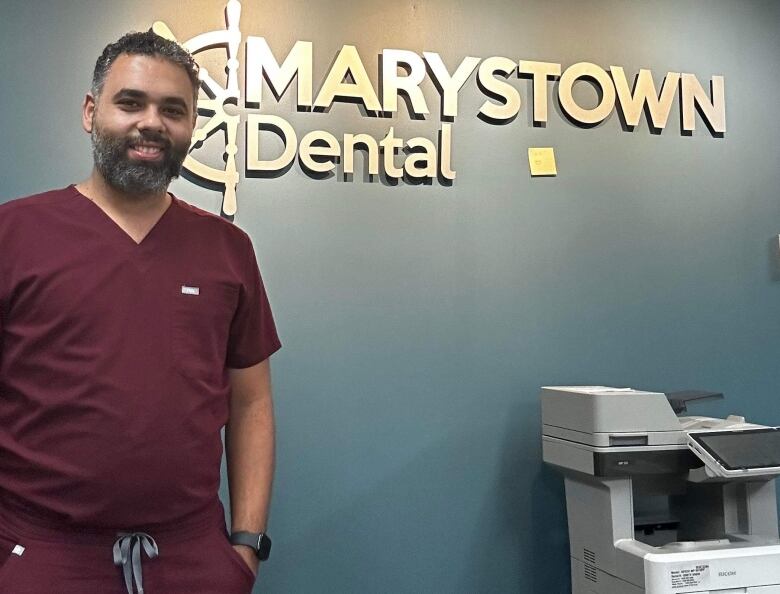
[542,386,780,594]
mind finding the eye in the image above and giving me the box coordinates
[117,99,141,109]
[163,107,187,118]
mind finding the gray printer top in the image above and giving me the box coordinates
[542,386,682,435]
[541,385,767,451]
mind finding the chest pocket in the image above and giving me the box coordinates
[171,282,239,383]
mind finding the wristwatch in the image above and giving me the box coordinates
[230,531,272,561]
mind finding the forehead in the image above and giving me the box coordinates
[101,53,194,104]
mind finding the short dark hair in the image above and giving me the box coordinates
[91,30,200,104]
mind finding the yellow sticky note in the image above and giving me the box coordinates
[528,147,557,176]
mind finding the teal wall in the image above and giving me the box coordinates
[2,1,780,591]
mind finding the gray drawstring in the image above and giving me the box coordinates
[112,532,159,594]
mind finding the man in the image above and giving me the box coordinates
[0,31,280,593]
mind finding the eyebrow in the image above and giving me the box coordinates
[112,88,189,110]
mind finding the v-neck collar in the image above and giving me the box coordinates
[70,184,176,248]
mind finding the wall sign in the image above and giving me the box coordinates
[154,0,726,215]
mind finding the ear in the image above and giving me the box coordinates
[82,93,96,134]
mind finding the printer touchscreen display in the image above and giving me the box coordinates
[693,428,780,470]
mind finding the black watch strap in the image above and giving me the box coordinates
[230,531,272,561]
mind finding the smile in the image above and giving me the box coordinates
[128,144,165,160]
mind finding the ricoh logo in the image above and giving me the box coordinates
[718,571,737,577]
[154,0,726,216]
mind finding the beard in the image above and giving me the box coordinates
[91,123,189,195]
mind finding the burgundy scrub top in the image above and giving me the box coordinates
[0,186,281,529]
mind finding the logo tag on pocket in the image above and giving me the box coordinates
[181,286,200,296]
[12,544,24,556]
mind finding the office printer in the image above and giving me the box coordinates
[542,386,780,594]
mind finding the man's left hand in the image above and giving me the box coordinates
[233,545,259,577]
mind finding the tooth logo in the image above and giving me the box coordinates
[153,1,242,216]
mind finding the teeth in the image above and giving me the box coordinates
[134,146,162,154]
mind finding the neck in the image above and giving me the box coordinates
[77,168,171,215]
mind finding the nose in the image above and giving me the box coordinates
[138,106,165,133]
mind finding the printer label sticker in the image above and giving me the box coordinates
[669,564,709,589]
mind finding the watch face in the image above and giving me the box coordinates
[257,534,271,560]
